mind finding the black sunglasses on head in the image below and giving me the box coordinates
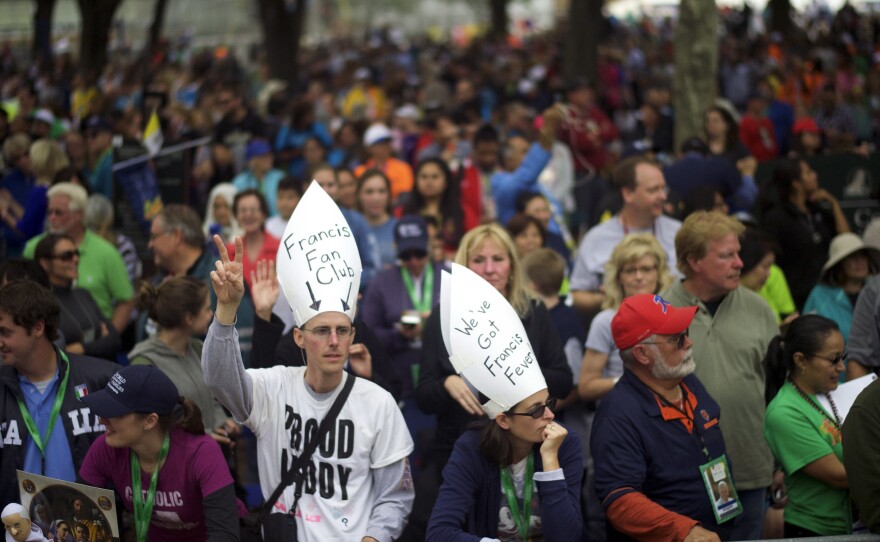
[506,397,558,419]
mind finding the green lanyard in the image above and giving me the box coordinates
[500,453,534,541]
[15,350,71,458]
[131,433,171,542]
[400,264,434,315]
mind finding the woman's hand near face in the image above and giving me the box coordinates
[540,422,567,471]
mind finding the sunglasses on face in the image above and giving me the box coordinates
[506,397,558,419]
[399,250,427,261]
[813,351,847,365]
[642,329,689,350]
[52,250,80,262]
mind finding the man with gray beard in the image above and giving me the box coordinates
[592,293,734,542]
[661,211,778,541]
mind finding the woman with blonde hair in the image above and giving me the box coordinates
[578,233,674,401]
[30,138,70,185]
[410,223,573,539]
[8,139,71,243]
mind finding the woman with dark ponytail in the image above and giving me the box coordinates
[763,315,851,536]
[79,365,244,541]
[129,277,238,445]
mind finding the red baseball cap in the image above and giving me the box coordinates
[611,294,698,351]
[793,118,820,135]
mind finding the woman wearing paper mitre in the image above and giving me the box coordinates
[416,225,572,471]
[426,264,584,542]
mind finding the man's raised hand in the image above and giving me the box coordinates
[211,235,245,324]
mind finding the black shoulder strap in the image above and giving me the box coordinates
[260,373,356,517]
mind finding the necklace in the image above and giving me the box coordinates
[791,380,841,427]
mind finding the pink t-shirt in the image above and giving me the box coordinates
[80,427,243,541]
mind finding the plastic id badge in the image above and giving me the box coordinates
[700,454,742,524]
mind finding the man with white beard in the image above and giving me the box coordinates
[591,293,735,542]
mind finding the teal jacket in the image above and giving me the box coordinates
[803,283,854,341]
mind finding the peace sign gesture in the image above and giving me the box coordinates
[210,234,245,324]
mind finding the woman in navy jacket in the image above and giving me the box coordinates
[427,388,584,541]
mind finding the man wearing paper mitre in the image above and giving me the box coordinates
[202,182,414,541]
[591,294,739,542]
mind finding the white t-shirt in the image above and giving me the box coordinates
[245,368,413,541]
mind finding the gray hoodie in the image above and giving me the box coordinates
[128,336,228,432]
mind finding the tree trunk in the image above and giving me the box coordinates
[673,0,718,150]
[769,0,794,40]
[33,0,57,64]
[257,0,306,87]
[489,0,508,43]
[76,0,124,82]
[563,0,602,85]
[147,0,170,56]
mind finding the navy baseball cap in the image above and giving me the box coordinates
[394,215,429,256]
[81,365,180,418]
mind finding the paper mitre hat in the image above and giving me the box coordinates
[440,263,546,417]
[276,182,361,326]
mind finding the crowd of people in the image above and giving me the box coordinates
[2,2,880,540]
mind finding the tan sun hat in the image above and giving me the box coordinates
[821,232,880,278]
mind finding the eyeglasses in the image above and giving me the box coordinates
[148,230,171,241]
[642,329,689,350]
[51,250,80,261]
[399,250,427,261]
[506,397,557,419]
[301,325,355,339]
[620,264,658,276]
[812,351,847,365]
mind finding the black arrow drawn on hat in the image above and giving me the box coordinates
[341,283,352,311]
[306,281,321,311]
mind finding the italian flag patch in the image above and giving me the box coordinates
[74,384,89,400]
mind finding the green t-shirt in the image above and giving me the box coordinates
[760,264,797,323]
[765,382,851,534]
[25,230,134,319]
